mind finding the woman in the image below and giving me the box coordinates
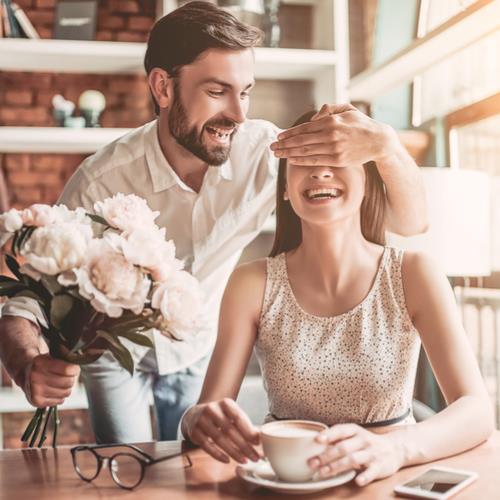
[181,111,493,486]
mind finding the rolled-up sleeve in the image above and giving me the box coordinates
[2,163,97,325]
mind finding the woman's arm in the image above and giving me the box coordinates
[307,251,494,486]
[181,259,267,463]
[394,251,494,463]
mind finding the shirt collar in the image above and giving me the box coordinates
[145,120,179,193]
[145,120,233,193]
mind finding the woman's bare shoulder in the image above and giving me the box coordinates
[229,258,267,289]
[221,259,268,324]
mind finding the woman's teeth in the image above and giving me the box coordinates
[305,188,342,199]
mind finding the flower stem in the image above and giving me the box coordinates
[52,406,60,448]
[37,406,54,448]
[21,409,42,443]
[28,408,46,447]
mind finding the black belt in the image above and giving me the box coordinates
[270,407,412,428]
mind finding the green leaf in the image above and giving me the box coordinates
[116,330,154,348]
[17,226,35,253]
[56,343,104,365]
[108,317,149,333]
[11,231,20,256]
[96,330,134,375]
[41,275,63,296]
[5,254,23,280]
[87,214,108,226]
[0,276,20,285]
[50,294,74,330]
[0,282,28,297]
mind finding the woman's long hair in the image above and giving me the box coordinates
[269,110,387,257]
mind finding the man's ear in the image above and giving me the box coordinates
[148,68,174,111]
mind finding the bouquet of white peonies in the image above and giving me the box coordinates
[0,193,204,447]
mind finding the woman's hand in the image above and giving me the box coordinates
[308,424,405,486]
[182,398,262,464]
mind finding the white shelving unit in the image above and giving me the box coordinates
[0,39,337,82]
[349,0,499,101]
[0,0,349,237]
[0,126,131,153]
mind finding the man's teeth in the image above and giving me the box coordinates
[207,127,232,139]
[306,188,342,199]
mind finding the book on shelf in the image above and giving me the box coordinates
[0,0,39,38]
[11,2,39,38]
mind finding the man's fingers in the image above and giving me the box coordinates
[272,117,331,145]
[45,361,80,378]
[31,372,77,390]
[312,103,357,120]
[30,395,66,407]
[273,142,341,159]
[31,384,72,400]
[288,155,347,167]
[33,355,80,377]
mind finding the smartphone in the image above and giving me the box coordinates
[393,466,478,499]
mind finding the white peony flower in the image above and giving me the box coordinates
[120,228,183,282]
[94,193,160,234]
[20,222,94,279]
[21,204,91,227]
[59,237,151,318]
[0,209,23,233]
[151,270,204,340]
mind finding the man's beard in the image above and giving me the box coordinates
[168,85,236,166]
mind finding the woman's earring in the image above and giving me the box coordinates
[283,192,289,201]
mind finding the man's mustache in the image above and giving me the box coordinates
[205,119,237,130]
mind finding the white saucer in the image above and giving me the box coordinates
[236,459,356,495]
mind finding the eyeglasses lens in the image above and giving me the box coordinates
[110,454,143,489]
[74,449,99,481]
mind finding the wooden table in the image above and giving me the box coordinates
[1,432,499,499]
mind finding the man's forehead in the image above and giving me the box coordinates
[180,48,255,87]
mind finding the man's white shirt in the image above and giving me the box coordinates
[3,118,280,374]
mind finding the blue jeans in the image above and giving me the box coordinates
[81,349,209,444]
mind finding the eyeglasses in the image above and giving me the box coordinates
[70,443,192,490]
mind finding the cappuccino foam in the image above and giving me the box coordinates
[265,426,319,438]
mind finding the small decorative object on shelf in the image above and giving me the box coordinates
[54,0,97,41]
[52,94,79,127]
[78,90,106,128]
[263,0,280,48]
[218,0,264,32]
[0,194,204,447]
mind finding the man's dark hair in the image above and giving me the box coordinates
[144,1,263,114]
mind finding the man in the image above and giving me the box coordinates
[0,2,426,443]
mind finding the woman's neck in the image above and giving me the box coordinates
[289,216,380,296]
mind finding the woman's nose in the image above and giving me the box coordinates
[310,167,334,179]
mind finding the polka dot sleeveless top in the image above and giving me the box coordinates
[255,247,421,427]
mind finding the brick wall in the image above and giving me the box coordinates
[0,0,156,449]
[0,0,155,210]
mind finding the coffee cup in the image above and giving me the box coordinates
[260,420,328,482]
